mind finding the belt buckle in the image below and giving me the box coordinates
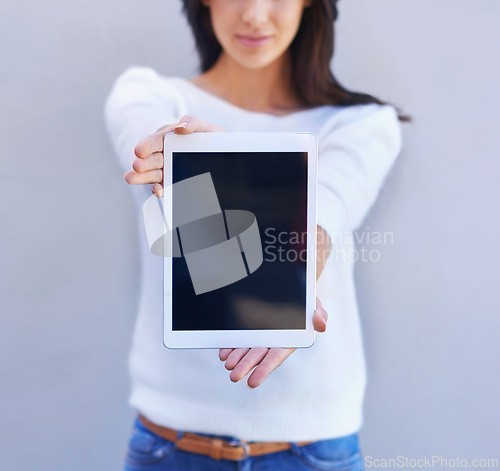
[228,439,251,459]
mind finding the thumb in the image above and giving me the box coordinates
[313,297,328,332]
[173,114,225,134]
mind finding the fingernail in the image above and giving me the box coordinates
[175,121,189,129]
[322,316,327,329]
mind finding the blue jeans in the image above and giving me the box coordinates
[123,416,365,471]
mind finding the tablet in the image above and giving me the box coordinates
[160,132,317,349]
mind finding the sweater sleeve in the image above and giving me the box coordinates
[316,103,403,242]
[103,67,186,175]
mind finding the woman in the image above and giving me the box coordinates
[104,0,409,469]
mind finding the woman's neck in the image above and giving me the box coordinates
[190,52,307,115]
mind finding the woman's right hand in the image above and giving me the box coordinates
[124,114,225,197]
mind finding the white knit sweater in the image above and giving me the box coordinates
[104,66,403,442]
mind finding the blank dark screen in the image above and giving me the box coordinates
[172,152,308,330]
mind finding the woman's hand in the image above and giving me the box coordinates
[219,297,328,389]
[123,114,224,196]
[221,228,332,389]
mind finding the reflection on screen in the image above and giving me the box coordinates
[172,152,308,331]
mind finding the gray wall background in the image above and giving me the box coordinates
[1,0,498,469]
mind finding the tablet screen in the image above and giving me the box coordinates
[172,151,308,331]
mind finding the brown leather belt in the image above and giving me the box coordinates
[138,413,314,461]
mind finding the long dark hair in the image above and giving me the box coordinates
[181,0,411,122]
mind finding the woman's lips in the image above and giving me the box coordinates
[236,35,273,47]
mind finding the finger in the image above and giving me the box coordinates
[225,348,251,371]
[247,348,296,388]
[219,348,234,361]
[313,297,328,332]
[174,114,225,134]
[229,348,269,382]
[132,152,163,173]
[135,124,177,159]
[124,169,163,185]
[152,183,164,197]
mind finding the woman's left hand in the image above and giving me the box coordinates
[219,297,328,388]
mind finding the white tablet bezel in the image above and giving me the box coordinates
[162,132,317,349]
